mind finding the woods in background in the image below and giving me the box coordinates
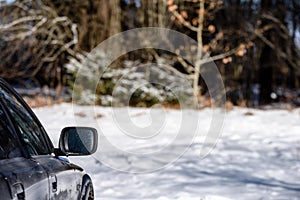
[0,0,299,107]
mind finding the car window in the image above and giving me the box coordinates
[0,87,50,156]
[0,106,22,159]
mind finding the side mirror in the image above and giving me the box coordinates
[59,127,98,156]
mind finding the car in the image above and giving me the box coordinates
[0,78,98,200]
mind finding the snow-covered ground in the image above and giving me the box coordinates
[33,103,300,200]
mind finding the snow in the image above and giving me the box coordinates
[33,103,300,200]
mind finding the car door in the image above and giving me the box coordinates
[0,80,81,200]
[33,156,83,200]
[0,90,49,200]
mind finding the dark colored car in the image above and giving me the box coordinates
[0,78,98,200]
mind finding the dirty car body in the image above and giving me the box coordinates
[0,78,97,200]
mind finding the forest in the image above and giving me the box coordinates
[0,0,299,107]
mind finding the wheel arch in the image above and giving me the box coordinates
[79,174,94,200]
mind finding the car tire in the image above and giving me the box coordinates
[80,176,94,200]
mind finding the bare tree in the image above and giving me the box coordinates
[161,0,245,106]
[0,0,79,87]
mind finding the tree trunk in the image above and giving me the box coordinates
[193,0,205,106]
[259,65,273,104]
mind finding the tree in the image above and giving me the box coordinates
[164,0,245,105]
[44,0,121,52]
[243,0,300,104]
[0,0,79,87]
[165,0,300,105]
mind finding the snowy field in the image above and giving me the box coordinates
[33,103,300,200]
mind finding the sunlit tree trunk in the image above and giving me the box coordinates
[193,0,205,106]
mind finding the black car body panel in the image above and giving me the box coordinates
[0,78,96,200]
[0,157,49,199]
